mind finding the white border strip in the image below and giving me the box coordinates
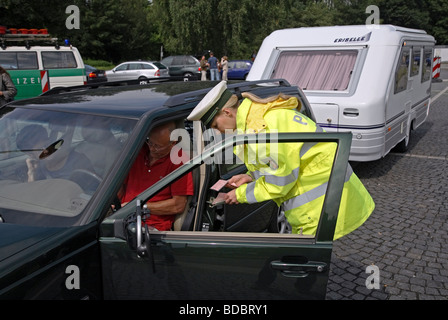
[432,82,448,103]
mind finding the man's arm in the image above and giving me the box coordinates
[146,195,188,215]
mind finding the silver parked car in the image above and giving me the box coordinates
[106,61,169,81]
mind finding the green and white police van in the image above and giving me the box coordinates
[0,33,86,100]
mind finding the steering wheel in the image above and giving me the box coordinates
[69,169,103,194]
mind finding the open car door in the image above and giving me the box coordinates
[99,131,352,300]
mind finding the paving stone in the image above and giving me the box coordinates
[326,70,448,300]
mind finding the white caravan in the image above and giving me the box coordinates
[247,25,436,161]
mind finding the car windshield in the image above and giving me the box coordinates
[0,107,135,227]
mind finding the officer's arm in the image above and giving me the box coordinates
[235,141,301,204]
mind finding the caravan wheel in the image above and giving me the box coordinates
[395,120,413,152]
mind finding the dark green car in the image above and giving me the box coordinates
[0,79,352,301]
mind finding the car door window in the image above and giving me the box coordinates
[128,63,142,70]
[236,61,246,69]
[186,56,196,65]
[141,63,154,70]
[172,56,185,65]
[118,125,345,237]
[115,64,128,71]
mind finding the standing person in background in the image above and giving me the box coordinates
[0,66,17,107]
[221,56,228,81]
[200,55,208,81]
[251,50,257,62]
[208,52,219,81]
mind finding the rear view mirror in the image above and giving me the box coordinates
[39,139,64,159]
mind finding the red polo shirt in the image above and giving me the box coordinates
[122,145,194,231]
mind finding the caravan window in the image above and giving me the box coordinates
[394,47,410,94]
[410,47,421,77]
[271,50,358,91]
[421,48,432,83]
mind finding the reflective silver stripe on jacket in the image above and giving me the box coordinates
[282,164,354,212]
[246,166,299,203]
[245,181,257,203]
[245,124,349,206]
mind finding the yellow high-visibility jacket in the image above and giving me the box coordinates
[234,96,375,240]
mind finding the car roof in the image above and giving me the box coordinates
[118,61,155,65]
[9,81,218,119]
[8,79,301,120]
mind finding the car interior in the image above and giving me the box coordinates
[134,117,286,234]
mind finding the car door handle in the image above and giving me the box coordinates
[270,260,327,278]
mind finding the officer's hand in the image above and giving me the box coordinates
[226,174,252,189]
[224,189,239,205]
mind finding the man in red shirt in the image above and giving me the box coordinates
[120,121,194,231]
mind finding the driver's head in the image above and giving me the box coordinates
[16,124,49,157]
[146,121,177,160]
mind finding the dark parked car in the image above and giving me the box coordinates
[85,64,107,83]
[0,78,352,301]
[161,55,201,80]
[227,60,253,80]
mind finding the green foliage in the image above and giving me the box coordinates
[0,0,445,63]
[83,59,115,70]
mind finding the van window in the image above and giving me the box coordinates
[394,47,410,94]
[42,51,77,69]
[410,47,421,77]
[0,52,38,70]
[421,48,432,83]
[271,50,358,91]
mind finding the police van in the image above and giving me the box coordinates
[0,29,86,100]
[247,25,436,161]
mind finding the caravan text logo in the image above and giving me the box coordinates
[334,32,371,43]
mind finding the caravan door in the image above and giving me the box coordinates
[312,103,340,131]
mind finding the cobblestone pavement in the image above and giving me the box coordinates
[326,69,448,300]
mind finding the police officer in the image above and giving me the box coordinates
[188,81,374,240]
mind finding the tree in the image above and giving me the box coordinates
[1,0,445,65]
